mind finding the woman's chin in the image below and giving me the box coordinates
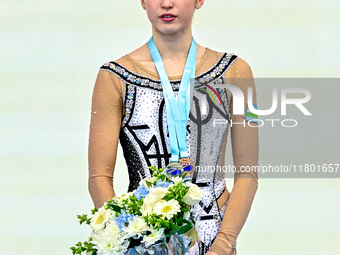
[154,26,187,36]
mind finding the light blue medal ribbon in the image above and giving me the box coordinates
[148,36,196,174]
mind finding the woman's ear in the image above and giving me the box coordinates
[196,0,205,9]
[141,0,146,10]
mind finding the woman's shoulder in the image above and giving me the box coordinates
[102,44,148,67]
[209,47,251,66]
[97,53,140,84]
[93,53,134,90]
[99,45,148,74]
[99,54,130,69]
[211,50,253,78]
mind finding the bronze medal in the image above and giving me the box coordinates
[179,156,195,177]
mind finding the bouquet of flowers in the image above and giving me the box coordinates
[71,165,202,255]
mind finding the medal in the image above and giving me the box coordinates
[179,156,195,177]
[148,37,196,176]
[165,157,195,177]
[165,161,184,176]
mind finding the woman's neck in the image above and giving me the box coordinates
[151,27,193,59]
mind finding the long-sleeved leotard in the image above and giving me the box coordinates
[88,48,259,255]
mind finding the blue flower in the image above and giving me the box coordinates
[134,184,150,199]
[115,209,133,230]
[154,179,170,188]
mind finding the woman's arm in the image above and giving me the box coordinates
[209,58,259,255]
[88,68,124,209]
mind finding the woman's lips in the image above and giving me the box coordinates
[160,14,177,22]
[160,16,176,22]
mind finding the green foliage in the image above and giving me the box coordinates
[105,199,123,213]
[143,213,170,230]
[70,241,85,254]
[70,238,97,255]
[149,165,164,178]
[163,182,189,204]
[168,223,193,236]
[145,180,152,187]
[77,214,91,225]
[124,195,143,215]
[180,206,190,212]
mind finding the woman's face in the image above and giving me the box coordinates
[142,0,203,35]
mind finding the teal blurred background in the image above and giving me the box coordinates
[1,0,340,254]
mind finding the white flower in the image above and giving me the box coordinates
[150,186,168,199]
[141,194,158,216]
[141,204,153,216]
[94,237,129,255]
[139,177,157,186]
[90,207,112,232]
[171,176,183,183]
[142,227,164,247]
[104,222,121,237]
[123,216,148,238]
[153,199,181,219]
[90,231,100,243]
[92,229,129,255]
[140,187,169,216]
[145,193,160,204]
[182,184,203,206]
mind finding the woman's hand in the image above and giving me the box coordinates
[205,251,219,255]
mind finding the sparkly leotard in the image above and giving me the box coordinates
[88,47,259,255]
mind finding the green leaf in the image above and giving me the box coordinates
[168,223,192,235]
[110,204,123,212]
[180,207,189,212]
[182,219,192,226]
[77,214,89,225]
[190,217,196,225]
[91,207,98,215]
[169,227,181,235]
[177,224,193,235]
